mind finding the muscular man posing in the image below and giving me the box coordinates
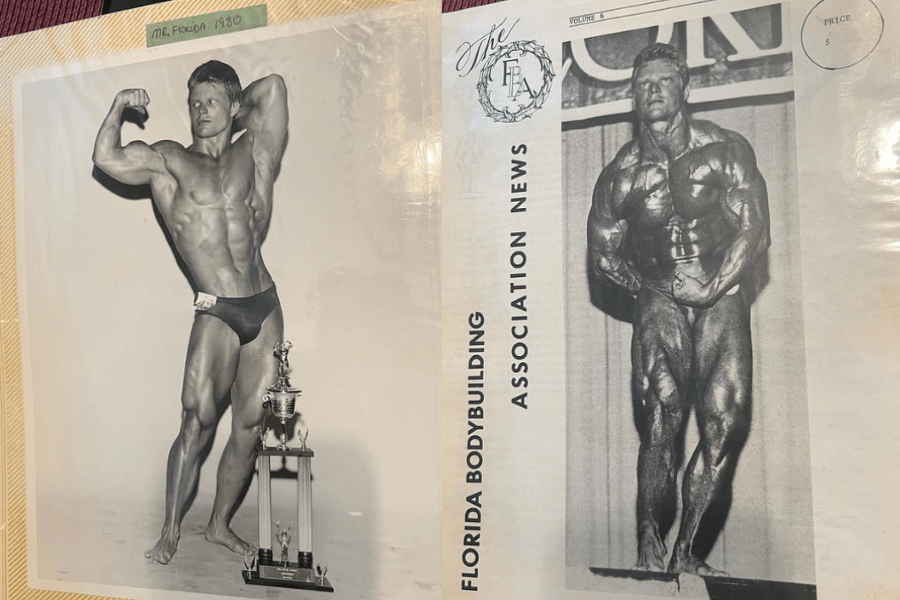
[587,44,770,576]
[92,60,288,564]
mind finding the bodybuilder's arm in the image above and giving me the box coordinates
[92,89,167,186]
[673,132,770,307]
[587,162,642,296]
[234,74,288,166]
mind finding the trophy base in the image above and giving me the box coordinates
[242,565,334,592]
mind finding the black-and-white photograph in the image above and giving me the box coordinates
[562,5,817,596]
[15,7,440,600]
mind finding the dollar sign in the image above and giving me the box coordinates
[825,38,830,45]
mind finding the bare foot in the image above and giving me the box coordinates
[145,533,179,565]
[668,553,729,578]
[205,520,255,556]
[634,527,667,571]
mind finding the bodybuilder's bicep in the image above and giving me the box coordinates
[588,171,629,259]
[725,134,765,196]
[96,140,167,186]
[725,134,770,238]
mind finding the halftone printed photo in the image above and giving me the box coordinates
[441,0,899,599]
[562,5,816,596]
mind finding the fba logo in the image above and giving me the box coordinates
[455,19,554,124]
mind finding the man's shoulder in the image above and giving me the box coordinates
[690,120,752,149]
[151,139,187,156]
[145,141,186,184]
[606,138,641,172]
[688,120,758,173]
[689,119,729,144]
[595,140,640,200]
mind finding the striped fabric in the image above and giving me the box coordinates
[443,0,503,12]
[0,0,103,37]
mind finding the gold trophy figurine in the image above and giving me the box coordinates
[242,341,333,592]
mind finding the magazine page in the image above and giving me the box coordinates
[442,0,899,598]
[1,1,441,599]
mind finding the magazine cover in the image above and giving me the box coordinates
[442,0,899,599]
[1,1,441,599]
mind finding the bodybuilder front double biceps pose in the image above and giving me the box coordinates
[92,60,288,564]
[587,44,770,576]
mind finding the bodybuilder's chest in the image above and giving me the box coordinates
[619,158,722,229]
[179,159,254,208]
[164,148,257,217]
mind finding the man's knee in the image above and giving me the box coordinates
[180,408,216,448]
[182,371,221,417]
[707,375,750,418]
[638,382,686,444]
[710,404,749,439]
[636,363,685,411]
[231,397,267,435]
[702,387,750,462]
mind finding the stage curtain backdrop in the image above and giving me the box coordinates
[564,96,817,584]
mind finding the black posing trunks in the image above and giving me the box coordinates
[193,285,280,345]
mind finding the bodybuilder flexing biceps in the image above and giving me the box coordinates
[92,60,288,565]
[587,43,770,576]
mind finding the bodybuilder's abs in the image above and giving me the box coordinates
[621,148,733,268]
[155,142,274,293]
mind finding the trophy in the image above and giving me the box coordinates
[275,520,292,566]
[242,341,333,592]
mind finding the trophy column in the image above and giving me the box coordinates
[297,454,313,568]
[258,454,273,563]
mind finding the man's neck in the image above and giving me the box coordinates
[191,128,232,159]
[640,111,690,162]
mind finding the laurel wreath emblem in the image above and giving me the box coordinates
[476,40,555,124]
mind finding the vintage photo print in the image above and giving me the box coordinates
[562,3,817,595]
[14,7,440,600]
